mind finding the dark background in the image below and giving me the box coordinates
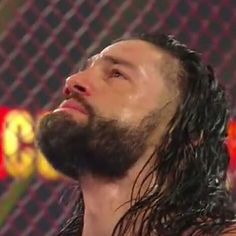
[0,0,235,235]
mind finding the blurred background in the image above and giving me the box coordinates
[0,0,235,235]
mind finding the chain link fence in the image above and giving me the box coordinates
[0,0,235,235]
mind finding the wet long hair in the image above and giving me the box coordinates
[58,33,236,235]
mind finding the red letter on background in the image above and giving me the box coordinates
[0,107,10,180]
[228,120,236,171]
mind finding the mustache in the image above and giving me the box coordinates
[65,92,95,116]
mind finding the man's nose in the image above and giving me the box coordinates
[63,73,92,97]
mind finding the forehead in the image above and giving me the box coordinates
[98,39,165,66]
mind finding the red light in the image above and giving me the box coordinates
[228,120,236,170]
[0,107,10,180]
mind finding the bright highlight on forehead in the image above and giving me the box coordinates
[101,39,163,60]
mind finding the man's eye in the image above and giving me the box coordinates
[110,69,125,79]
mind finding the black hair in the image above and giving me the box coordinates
[58,33,236,235]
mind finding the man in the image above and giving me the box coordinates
[36,33,236,235]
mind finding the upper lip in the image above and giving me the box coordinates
[59,99,88,114]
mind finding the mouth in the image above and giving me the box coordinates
[55,99,88,115]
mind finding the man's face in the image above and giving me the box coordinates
[36,40,178,180]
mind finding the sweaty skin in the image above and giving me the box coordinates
[43,39,236,235]
[55,40,180,236]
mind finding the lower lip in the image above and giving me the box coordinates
[54,106,87,115]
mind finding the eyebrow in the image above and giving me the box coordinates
[87,54,136,71]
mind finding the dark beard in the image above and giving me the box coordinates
[36,109,159,180]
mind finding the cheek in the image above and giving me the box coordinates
[116,93,155,124]
[117,83,168,124]
[93,95,141,123]
[93,84,163,124]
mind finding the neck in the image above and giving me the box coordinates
[80,148,155,236]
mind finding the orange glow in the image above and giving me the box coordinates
[0,107,60,181]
